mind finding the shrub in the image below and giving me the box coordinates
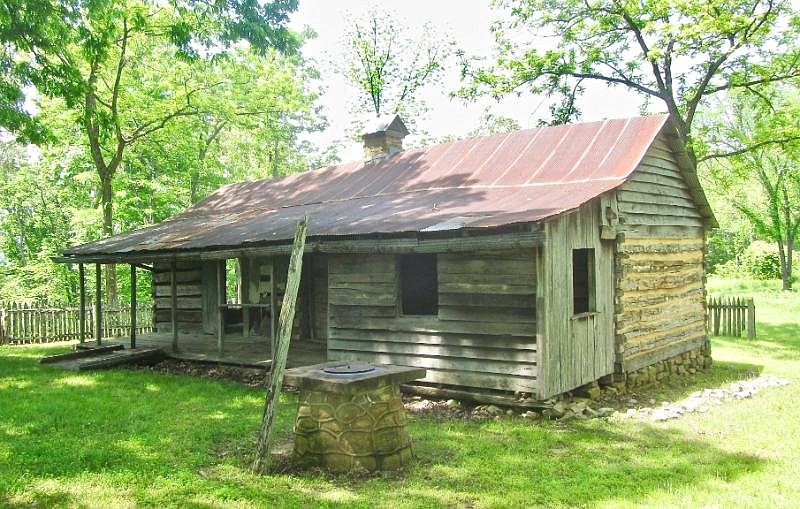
[706,229,749,275]
[740,241,795,280]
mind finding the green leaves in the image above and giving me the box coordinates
[462,0,799,154]
[340,9,454,126]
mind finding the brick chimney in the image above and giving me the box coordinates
[362,114,409,164]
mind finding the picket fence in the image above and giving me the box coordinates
[0,302,154,345]
[707,296,756,339]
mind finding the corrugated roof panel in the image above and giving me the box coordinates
[64,115,677,257]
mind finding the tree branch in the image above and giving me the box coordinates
[698,135,800,162]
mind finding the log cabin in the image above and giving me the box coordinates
[59,114,716,401]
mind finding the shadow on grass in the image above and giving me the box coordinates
[397,414,765,508]
[714,323,800,362]
[0,346,769,508]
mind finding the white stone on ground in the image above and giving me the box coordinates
[613,375,790,423]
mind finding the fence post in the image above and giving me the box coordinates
[0,305,5,345]
[747,298,756,340]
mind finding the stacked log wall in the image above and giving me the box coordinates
[613,133,708,373]
[153,261,204,333]
[327,251,538,393]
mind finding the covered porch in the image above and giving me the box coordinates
[131,331,326,368]
[55,247,330,370]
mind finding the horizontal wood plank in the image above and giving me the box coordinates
[438,292,536,309]
[329,304,397,319]
[154,296,202,309]
[617,201,702,218]
[328,327,537,350]
[328,349,536,378]
[617,190,696,209]
[328,287,395,306]
[329,256,395,275]
[437,272,536,288]
[439,282,536,295]
[438,305,535,324]
[329,315,535,337]
[154,284,202,297]
[329,338,536,362]
[155,310,203,323]
[329,351,537,392]
[152,270,202,283]
[438,257,535,276]
[328,273,395,285]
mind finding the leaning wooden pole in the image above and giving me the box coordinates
[253,214,308,474]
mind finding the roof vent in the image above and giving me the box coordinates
[361,114,409,165]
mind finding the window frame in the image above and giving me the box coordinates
[572,247,596,316]
[398,253,439,316]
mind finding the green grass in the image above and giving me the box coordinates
[1,277,799,508]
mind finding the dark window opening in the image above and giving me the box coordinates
[400,254,438,315]
[572,248,595,314]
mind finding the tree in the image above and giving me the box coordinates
[1,0,299,301]
[462,0,800,161]
[468,108,521,137]
[342,10,453,125]
[702,87,800,289]
[0,137,88,303]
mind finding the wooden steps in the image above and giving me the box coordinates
[41,346,165,371]
[40,343,125,363]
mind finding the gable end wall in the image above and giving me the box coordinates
[611,134,709,373]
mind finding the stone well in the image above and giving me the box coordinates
[283,361,425,472]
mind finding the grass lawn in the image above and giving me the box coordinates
[1,277,798,508]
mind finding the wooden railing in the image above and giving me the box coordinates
[0,302,154,345]
[707,297,756,339]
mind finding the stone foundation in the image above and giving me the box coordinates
[622,344,712,390]
[293,383,413,472]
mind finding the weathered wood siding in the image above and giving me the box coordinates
[309,254,329,344]
[240,254,328,345]
[327,251,538,393]
[538,201,615,398]
[612,133,708,372]
[616,137,704,228]
[153,261,204,332]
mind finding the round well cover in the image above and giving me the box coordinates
[322,362,376,375]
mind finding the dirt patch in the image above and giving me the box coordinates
[125,359,271,387]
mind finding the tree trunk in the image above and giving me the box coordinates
[100,174,118,302]
[784,235,794,291]
[190,170,200,204]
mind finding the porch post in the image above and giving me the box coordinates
[94,263,102,345]
[241,258,250,338]
[130,264,137,349]
[217,260,225,355]
[170,260,178,352]
[79,263,86,344]
[269,261,278,356]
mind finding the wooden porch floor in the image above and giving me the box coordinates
[93,331,327,368]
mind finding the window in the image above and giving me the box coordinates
[400,254,438,315]
[572,248,595,314]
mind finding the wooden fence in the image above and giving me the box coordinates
[707,297,756,339]
[0,302,154,345]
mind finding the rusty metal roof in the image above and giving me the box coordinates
[65,115,680,258]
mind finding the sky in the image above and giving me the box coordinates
[288,0,649,162]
